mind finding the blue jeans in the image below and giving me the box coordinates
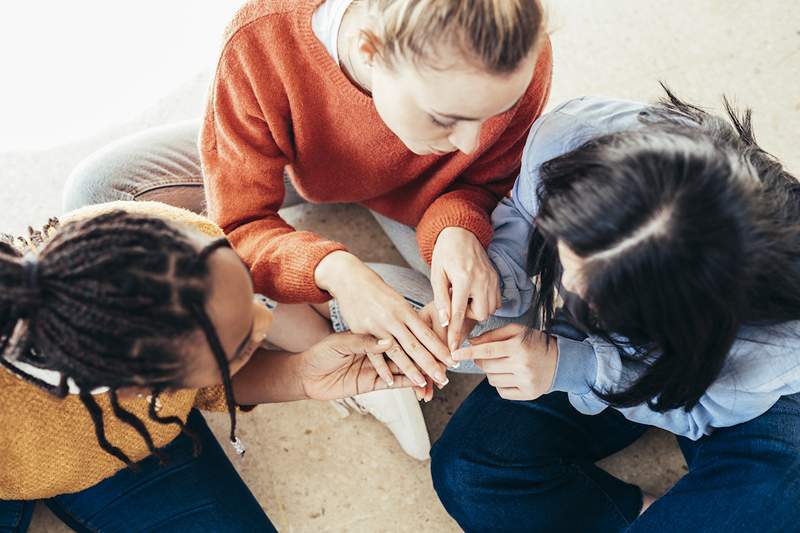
[0,410,276,532]
[431,382,800,532]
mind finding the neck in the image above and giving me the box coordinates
[337,2,372,93]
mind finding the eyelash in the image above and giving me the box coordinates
[430,115,455,129]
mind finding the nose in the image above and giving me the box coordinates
[449,122,481,155]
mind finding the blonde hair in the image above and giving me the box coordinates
[363,0,545,73]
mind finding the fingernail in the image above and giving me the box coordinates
[378,339,392,346]
[385,375,394,386]
[438,309,449,327]
[415,377,427,387]
[436,374,449,386]
[450,341,458,351]
[451,361,461,369]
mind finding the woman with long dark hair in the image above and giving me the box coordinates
[428,89,800,531]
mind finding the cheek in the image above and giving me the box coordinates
[371,75,442,143]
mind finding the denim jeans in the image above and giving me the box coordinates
[0,410,275,533]
[431,380,800,533]
[62,120,430,274]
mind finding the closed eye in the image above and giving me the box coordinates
[429,114,456,129]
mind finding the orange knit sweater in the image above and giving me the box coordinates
[200,0,553,303]
[0,202,260,500]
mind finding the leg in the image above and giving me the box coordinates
[431,383,649,533]
[370,211,430,275]
[628,393,800,533]
[46,410,276,533]
[0,500,34,533]
[63,120,304,214]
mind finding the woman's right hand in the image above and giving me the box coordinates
[315,251,455,388]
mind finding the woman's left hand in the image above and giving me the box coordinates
[451,324,558,401]
[431,227,501,352]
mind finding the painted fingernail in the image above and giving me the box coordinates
[451,361,461,369]
[378,338,392,346]
[415,376,427,387]
[438,309,449,327]
[436,374,449,386]
[385,375,394,386]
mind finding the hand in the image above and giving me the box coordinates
[418,302,477,355]
[315,251,455,387]
[451,324,558,401]
[431,227,501,352]
[299,332,424,401]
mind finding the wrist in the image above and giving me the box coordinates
[314,251,360,293]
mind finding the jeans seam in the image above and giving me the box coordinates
[129,178,204,199]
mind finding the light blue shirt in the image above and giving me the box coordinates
[488,96,800,440]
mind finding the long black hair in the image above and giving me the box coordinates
[0,210,242,466]
[527,86,800,412]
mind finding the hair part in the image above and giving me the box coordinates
[363,0,545,74]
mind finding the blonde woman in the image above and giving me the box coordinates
[64,0,552,459]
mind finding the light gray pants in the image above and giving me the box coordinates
[63,121,517,374]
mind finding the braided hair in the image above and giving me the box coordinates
[0,210,242,466]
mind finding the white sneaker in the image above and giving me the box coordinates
[331,388,431,460]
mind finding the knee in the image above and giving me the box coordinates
[62,142,135,212]
[430,434,476,517]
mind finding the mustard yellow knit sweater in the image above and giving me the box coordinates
[0,201,252,500]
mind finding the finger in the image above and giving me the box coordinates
[362,371,419,392]
[431,269,452,328]
[468,292,490,324]
[452,340,511,361]
[406,313,456,368]
[496,387,526,401]
[393,326,449,386]
[366,352,394,386]
[335,332,385,354]
[474,357,514,374]
[380,338,428,388]
[467,323,525,345]
[485,373,517,388]
[425,377,434,402]
[447,283,471,352]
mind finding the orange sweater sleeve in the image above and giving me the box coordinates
[415,38,553,263]
[200,26,347,303]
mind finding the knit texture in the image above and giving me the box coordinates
[0,201,263,500]
[200,0,553,303]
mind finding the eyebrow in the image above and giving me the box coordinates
[431,96,523,122]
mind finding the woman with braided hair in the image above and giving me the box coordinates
[0,201,420,532]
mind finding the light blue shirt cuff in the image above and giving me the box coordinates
[549,337,598,395]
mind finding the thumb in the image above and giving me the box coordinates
[468,323,523,345]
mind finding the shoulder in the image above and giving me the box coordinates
[62,201,225,239]
[221,0,299,41]
[714,321,800,394]
[520,97,648,175]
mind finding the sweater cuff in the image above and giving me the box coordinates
[549,336,597,395]
[284,241,348,303]
[416,203,494,264]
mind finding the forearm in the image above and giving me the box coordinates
[267,303,332,352]
[232,349,308,405]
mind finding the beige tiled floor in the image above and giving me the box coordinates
[4,1,798,531]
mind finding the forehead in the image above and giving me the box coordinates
[396,48,536,117]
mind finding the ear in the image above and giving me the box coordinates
[359,30,382,65]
